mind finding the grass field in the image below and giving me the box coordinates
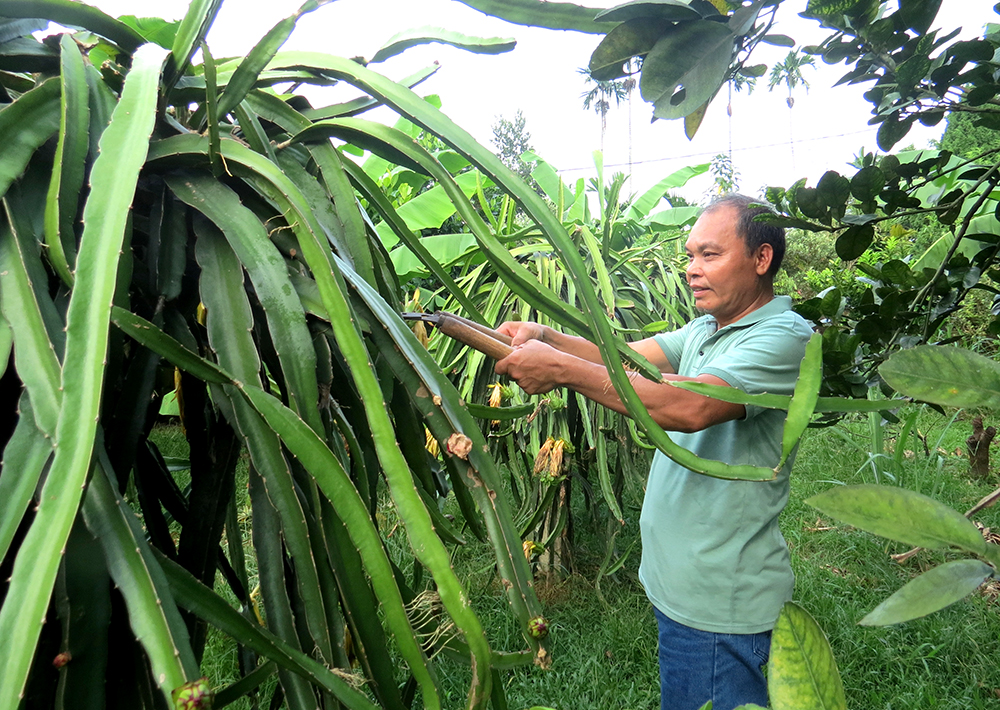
[156,402,1000,709]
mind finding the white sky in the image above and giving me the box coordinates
[87,0,999,201]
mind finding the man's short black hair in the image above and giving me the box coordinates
[702,193,785,279]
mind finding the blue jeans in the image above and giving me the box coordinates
[654,606,770,710]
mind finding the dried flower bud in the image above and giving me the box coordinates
[425,429,440,457]
[533,438,554,474]
[446,432,473,459]
[549,439,565,478]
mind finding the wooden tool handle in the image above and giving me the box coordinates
[437,312,513,347]
[435,312,513,360]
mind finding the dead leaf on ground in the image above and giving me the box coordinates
[804,516,836,532]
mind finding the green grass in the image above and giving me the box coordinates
[781,405,1000,710]
[149,403,1000,709]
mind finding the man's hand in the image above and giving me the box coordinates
[495,321,550,347]
[494,340,566,395]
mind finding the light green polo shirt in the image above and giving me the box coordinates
[638,296,813,634]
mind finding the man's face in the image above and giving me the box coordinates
[684,206,772,327]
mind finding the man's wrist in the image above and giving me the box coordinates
[542,326,566,349]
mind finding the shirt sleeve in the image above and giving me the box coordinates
[699,317,813,420]
[652,320,694,372]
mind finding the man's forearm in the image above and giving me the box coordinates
[552,353,743,433]
[542,328,605,364]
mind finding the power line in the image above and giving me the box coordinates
[555,128,877,174]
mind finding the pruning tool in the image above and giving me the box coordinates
[401,311,514,360]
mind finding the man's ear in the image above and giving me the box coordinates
[755,244,774,277]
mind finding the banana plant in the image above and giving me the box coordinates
[0,2,555,709]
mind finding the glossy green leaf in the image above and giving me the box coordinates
[0,44,166,708]
[0,16,46,42]
[371,27,515,64]
[342,159,480,312]
[389,232,479,280]
[835,223,874,260]
[777,333,822,470]
[806,484,987,555]
[639,20,734,120]
[453,0,605,33]
[879,345,1000,410]
[898,0,942,34]
[588,18,671,82]
[816,170,851,210]
[769,601,847,710]
[860,559,994,626]
[595,0,703,23]
[523,150,571,207]
[762,33,795,47]
[850,165,885,202]
[876,113,913,152]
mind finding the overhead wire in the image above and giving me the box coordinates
[555,128,878,174]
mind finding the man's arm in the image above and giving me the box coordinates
[496,321,676,374]
[494,339,744,433]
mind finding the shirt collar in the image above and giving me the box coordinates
[705,295,791,333]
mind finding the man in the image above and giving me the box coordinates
[494,194,813,710]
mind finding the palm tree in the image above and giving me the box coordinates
[579,67,634,153]
[767,49,816,171]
